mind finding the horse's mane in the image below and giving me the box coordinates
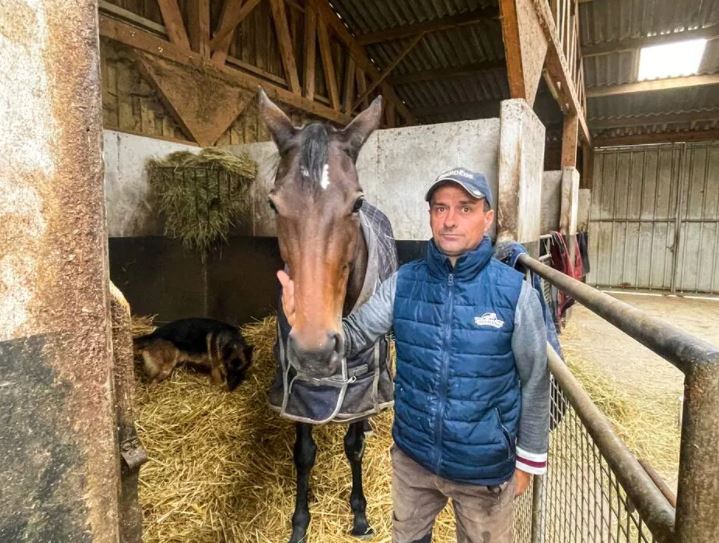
[298,122,329,194]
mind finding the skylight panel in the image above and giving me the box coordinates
[637,38,707,80]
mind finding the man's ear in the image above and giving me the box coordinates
[484,209,495,233]
[338,96,383,161]
[258,88,296,153]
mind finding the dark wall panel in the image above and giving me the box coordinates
[109,237,428,325]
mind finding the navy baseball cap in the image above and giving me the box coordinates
[425,167,493,209]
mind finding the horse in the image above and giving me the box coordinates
[259,89,396,543]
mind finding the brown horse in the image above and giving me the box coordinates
[259,89,385,543]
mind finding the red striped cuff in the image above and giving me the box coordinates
[516,446,547,475]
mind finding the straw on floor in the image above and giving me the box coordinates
[132,315,456,542]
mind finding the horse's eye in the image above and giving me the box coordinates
[268,199,278,214]
[352,197,364,214]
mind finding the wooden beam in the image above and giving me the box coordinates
[270,0,301,94]
[385,101,396,127]
[303,2,318,99]
[312,0,415,123]
[357,6,498,45]
[187,0,211,58]
[532,0,590,145]
[355,67,369,108]
[342,57,356,112]
[392,59,505,85]
[157,0,191,50]
[211,0,247,66]
[594,129,719,147]
[499,0,526,99]
[583,25,719,57]
[316,16,341,110]
[587,74,719,98]
[581,143,594,189]
[561,113,579,168]
[99,15,351,124]
[415,99,501,119]
[590,110,719,130]
[99,1,165,34]
[352,32,424,112]
[210,0,263,50]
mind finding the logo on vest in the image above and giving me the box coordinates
[474,312,504,329]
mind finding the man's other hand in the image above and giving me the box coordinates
[514,469,532,497]
[277,270,295,327]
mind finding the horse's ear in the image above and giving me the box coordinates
[339,95,383,161]
[258,88,296,153]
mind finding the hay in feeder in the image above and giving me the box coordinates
[147,148,257,254]
[133,315,459,542]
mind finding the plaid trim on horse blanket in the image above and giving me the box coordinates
[268,201,398,424]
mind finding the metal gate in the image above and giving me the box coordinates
[587,142,719,294]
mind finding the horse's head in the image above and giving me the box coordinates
[259,89,382,377]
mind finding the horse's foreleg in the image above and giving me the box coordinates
[344,421,373,538]
[290,422,316,543]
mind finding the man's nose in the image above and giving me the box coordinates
[444,208,458,228]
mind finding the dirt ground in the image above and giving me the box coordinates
[559,291,719,491]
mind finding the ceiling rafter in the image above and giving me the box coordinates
[356,6,498,45]
[587,73,719,98]
[392,59,505,85]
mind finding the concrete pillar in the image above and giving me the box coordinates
[497,99,546,252]
[577,188,591,233]
[560,167,580,235]
[540,170,562,234]
[0,2,120,541]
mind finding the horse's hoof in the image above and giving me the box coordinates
[350,525,374,539]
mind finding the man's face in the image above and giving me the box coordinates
[429,183,495,258]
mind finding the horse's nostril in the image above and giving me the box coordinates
[330,331,344,356]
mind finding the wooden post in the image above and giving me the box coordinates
[187,0,211,58]
[270,0,301,94]
[157,0,191,50]
[303,2,318,99]
[561,112,579,168]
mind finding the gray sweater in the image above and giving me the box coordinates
[343,272,550,475]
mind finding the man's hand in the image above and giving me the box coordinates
[277,270,296,328]
[514,468,532,497]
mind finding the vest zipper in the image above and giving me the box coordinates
[433,272,454,472]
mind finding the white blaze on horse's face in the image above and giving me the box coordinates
[320,163,330,190]
[259,89,383,377]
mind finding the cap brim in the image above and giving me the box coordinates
[425,177,487,202]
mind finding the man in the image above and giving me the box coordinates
[278,168,550,543]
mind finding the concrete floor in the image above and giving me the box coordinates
[559,291,719,490]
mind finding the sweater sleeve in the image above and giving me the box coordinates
[342,272,397,358]
[512,280,551,475]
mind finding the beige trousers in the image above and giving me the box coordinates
[391,446,515,543]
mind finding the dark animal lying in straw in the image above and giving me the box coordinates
[133,318,253,391]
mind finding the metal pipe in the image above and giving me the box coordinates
[530,474,545,543]
[675,361,719,543]
[548,347,677,542]
[639,458,677,508]
[519,254,719,374]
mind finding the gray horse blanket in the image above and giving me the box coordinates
[268,201,398,424]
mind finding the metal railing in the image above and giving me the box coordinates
[513,254,719,543]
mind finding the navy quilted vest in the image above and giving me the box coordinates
[392,237,524,485]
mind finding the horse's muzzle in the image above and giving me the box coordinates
[287,330,344,378]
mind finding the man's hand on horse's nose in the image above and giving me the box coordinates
[277,270,296,327]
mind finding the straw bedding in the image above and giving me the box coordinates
[132,315,457,542]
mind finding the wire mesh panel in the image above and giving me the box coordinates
[514,379,658,542]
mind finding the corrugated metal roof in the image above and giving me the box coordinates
[580,0,719,138]
[329,0,509,121]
